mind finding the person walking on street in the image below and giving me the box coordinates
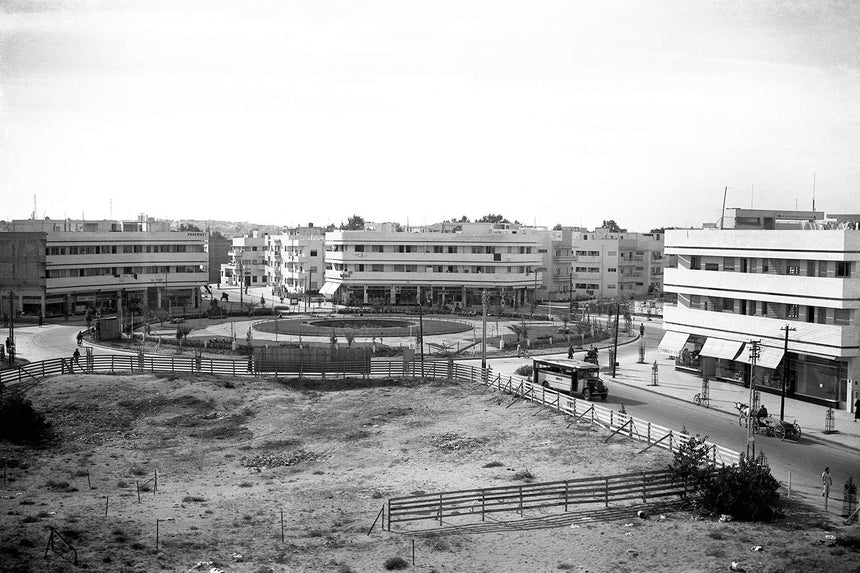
[822,467,833,498]
[567,345,574,359]
[76,331,84,346]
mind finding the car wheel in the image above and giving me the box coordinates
[582,389,592,401]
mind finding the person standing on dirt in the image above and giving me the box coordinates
[567,345,574,359]
[72,348,81,367]
[822,467,833,498]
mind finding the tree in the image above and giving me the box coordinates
[601,220,625,233]
[477,214,510,224]
[175,324,194,352]
[340,214,365,230]
[552,223,563,231]
[458,215,470,223]
[179,223,202,232]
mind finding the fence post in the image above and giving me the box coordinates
[438,493,443,526]
[668,430,673,452]
[110,355,115,373]
[481,490,486,521]
[642,472,647,502]
[564,481,569,512]
[171,357,175,373]
[610,410,614,428]
[604,477,609,508]
[647,422,651,445]
[519,486,523,515]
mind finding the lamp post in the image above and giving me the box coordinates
[481,289,488,370]
[6,290,14,365]
[779,325,796,421]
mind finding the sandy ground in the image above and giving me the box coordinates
[1,373,858,573]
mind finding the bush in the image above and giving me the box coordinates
[383,556,408,570]
[669,436,780,521]
[514,365,533,377]
[0,393,50,444]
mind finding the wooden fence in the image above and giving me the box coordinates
[386,469,693,530]
[0,354,740,468]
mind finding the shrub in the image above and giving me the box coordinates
[669,436,780,521]
[384,556,408,570]
[0,394,51,444]
[514,365,533,377]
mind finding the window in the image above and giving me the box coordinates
[834,309,851,325]
[786,304,799,319]
[354,245,364,252]
[762,259,769,273]
[357,264,365,272]
[434,246,444,253]
[372,245,384,253]
[836,262,851,277]
[787,265,800,275]
[724,257,735,271]
[761,301,768,316]
[371,264,384,272]
[690,256,701,270]
[819,261,828,277]
[722,298,734,312]
[448,246,457,253]
[607,268,616,272]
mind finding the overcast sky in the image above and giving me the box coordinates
[1,0,858,230]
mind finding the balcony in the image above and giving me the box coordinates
[47,271,208,293]
[664,267,860,308]
[324,270,542,288]
[663,305,858,358]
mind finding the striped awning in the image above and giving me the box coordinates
[699,338,744,361]
[735,344,785,370]
[657,331,691,355]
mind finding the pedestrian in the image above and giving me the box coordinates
[822,467,833,498]
[72,347,81,365]
[567,345,574,359]
[38,314,43,327]
[516,343,522,358]
[76,331,84,346]
[854,398,860,423]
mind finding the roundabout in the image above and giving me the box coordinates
[253,316,472,338]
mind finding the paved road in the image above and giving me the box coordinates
[475,323,860,514]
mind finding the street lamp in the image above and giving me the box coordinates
[481,289,488,370]
[779,325,795,421]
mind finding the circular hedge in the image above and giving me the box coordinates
[253,317,472,337]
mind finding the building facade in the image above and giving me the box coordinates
[265,227,325,297]
[1,218,207,317]
[321,224,549,308]
[0,232,47,318]
[662,210,860,408]
[570,229,665,299]
[220,233,267,289]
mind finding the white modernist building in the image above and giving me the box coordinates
[1,217,207,317]
[220,232,267,290]
[661,209,859,408]
[321,223,551,309]
[571,228,665,300]
[265,227,325,297]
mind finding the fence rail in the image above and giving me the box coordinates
[1,353,741,468]
[387,469,693,529]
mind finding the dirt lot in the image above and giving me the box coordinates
[1,373,858,573]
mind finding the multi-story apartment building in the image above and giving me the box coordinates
[570,229,665,299]
[662,209,859,408]
[321,223,549,308]
[265,227,325,296]
[0,232,47,318]
[1,217,207,317]
[220,232,267,289]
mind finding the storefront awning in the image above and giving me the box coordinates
[657,331,691,355]
[699,338,744,361]
[319,282,341,298]
[735,344,785,370]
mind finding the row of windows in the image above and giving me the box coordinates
[681,295,852,325]
[329,244,535,255]
[46,244,204,256]
[46,265,203,279]
[687,256,852,278]
[325,264,536,274]
[575,267,601,273]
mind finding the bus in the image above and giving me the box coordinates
[532,358,608,401]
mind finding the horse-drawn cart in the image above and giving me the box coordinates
[753,416,802,441]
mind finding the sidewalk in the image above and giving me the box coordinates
[609,346,860,453]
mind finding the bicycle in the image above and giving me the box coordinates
[693,392,710,408]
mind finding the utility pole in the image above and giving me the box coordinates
[779,325,796,421]
[611,302,620,378]
[7,290,14,365]
[746,340,761,459]
[418,296,425,377]
[481,289,488,370]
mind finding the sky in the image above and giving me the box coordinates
[1,0,858,231]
